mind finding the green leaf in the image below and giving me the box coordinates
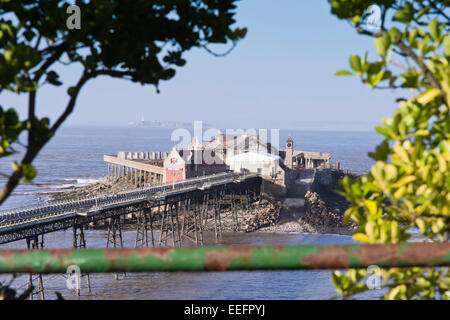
[349,54,362,73]
[364,200,378,216]
[23,29,35,42]
[392,175,417,188]
[67,87,76,97]
[416,218,427,233]
[374,34,391,58]
[365,220,377,239]
[353,233,370,243]
[444,36,450,58]
[387,28,402,43]
[369,140,390,161]
[335,70,353,76]
[46,71,62,86]
[393,2,414,23]
[417,88,441,104]
[428,18,440,41]
[11,162,37,182]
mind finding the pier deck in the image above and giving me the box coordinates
[0,172,260,245]
[104,154,164,185]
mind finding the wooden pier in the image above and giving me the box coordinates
[0,173,261,299]
[104,154,164,185]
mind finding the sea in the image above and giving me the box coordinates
[0,126,384,300]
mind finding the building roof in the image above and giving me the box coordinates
[226,151,280,163]
[178,149,226,166]
[279,149,331,160]
[188,136,203,150]
[202,133,279,155]
[203,133,259,148]
[293,150,331,159]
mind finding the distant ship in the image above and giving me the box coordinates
[128,116,211,128]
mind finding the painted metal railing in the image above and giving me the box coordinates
[0,172,257,230]
[0,243,449,273]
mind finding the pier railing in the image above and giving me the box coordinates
[0,243,449,273]
[0,172,257,230]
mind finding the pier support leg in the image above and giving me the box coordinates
[193,199,200,247]
[178,197,203,247]
[202,194,210,229]
[26,235,45,300]
[217,189,224,238]
[197,198,204,246]
[158,202,169,246]
[72,224,92,295]
[213,194,219,242]
[106,216,125,280]
[240,189,249,223]
[169,203,178,247]
[135,209,149,248]
[174,202,182,248]
[148,206,155,247]
[231,191,238,232]
[180,199,188,244]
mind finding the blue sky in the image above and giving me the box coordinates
[1,0,402,131]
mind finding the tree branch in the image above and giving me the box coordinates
[355,28,441,90]
[27,91,36,149]
[49,72,93,134]
[394,40,441,90]
[0,71,93,206]
[201,42,238,57]
[429,0,450,23]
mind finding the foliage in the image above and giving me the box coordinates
[329,0,450,299]
[0,279,33,300]
[0,0,246,204]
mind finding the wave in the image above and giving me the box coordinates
[76,178,100,185]
[63,177,100,185]
[52,183,77,189]
[11,191,37,196]
[35,177,101,192]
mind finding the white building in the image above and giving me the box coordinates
[226,151,281,177]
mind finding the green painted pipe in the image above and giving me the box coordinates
[0,243,449,274]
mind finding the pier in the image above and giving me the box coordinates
[0,134,347,299]
[104,154,165,185]
[0,172,261,299]
[103,135,337,194]
[0,173,261,245]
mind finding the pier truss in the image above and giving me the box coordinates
[0,173,261,299]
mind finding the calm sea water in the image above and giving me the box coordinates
[0,126,383,300]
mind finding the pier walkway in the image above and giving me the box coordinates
[0,172,259,245]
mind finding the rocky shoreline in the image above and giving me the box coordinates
[243,198,281,232]
[41,177,137,201]
[256,191,356,235]
[301,190,357,234]
[43,176,356,236]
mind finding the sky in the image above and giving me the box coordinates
[0,0,403,131]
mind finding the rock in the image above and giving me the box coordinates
[43,176,137,201]
[243,197,281,232]
[301,191,357,231]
